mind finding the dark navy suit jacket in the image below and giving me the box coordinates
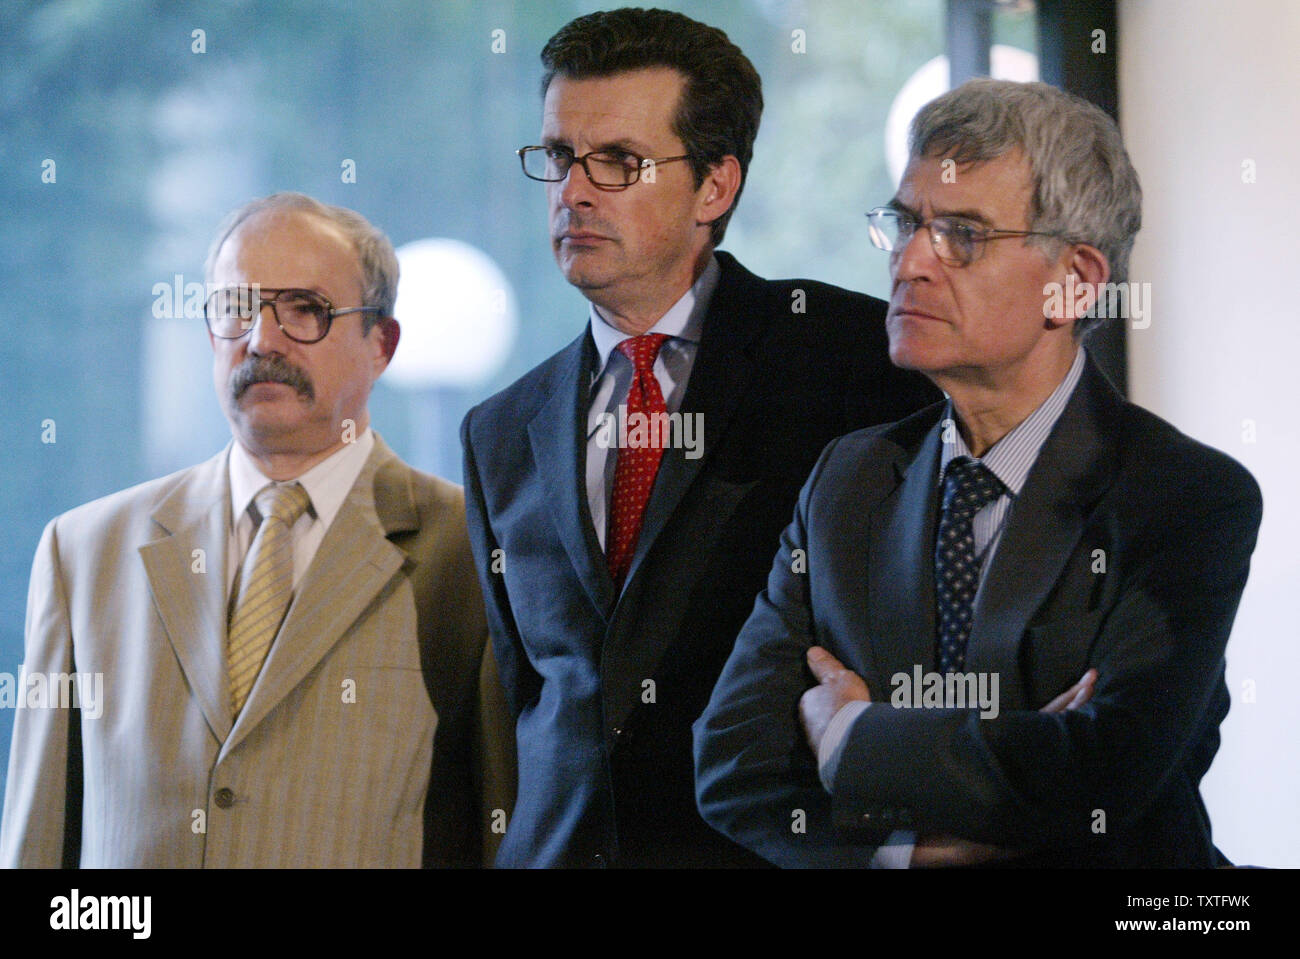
[461,252,938,867]
[694,357,1263,867]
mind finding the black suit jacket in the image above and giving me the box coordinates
[694,357,1263,868]
[461,252,939,867]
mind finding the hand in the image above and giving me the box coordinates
[798,646,870,755]
[1040,668,1098,713]
[910,833,1019,868]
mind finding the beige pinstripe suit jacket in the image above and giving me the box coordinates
[0,435,509,867]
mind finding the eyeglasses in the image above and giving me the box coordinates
[865,207,1065,268]
[517,145,693,190]
[203,287,382,344]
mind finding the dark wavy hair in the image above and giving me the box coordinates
[540,7,763,247]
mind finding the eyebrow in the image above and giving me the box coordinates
[539,135,654,155]
[886,198,995,227]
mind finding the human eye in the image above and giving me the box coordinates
[281,291,328,322]
[592,148,638,168]
[946,219,981,242]
[892,211,919,238]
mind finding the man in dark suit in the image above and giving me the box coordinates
[460,8,937,867]
[694,78,1263,868]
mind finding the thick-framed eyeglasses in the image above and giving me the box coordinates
[865,207,1065,268]
[203,287,382,344]
[517,145,693,190]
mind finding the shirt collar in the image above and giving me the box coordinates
[229,427,375,531]
[588,254,719,382]
[940,346,1087,495]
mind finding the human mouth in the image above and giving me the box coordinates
[890,304,946,323]
[557,231,612,245]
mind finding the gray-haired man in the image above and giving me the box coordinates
[694,79,1262,867]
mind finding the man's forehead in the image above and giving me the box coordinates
[896,149,1033,219]
[541,68,683,142]
[214,210,362,288]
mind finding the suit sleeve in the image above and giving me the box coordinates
[0,519,81,868]
[460,408,541,721]
[828,462,1263,852]
[693,438,881,868]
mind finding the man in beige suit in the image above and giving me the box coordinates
[0,192,501,867]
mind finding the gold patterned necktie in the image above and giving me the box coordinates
[228,482,311,715]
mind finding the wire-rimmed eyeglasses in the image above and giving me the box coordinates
[865,207,1065,267]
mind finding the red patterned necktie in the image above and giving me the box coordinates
[606,333,671,590]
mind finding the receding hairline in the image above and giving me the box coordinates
[208,207,366,290]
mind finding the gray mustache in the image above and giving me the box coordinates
[230,356,314,401]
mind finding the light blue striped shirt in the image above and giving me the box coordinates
[938,346,1087,577]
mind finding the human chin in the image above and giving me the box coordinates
[557,248,617,290]
[886,318,950,372]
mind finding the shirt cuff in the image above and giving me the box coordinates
[817,699,871,791]
[870,833,916,869]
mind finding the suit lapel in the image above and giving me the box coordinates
[224,436,414,753]
[964,361,1119,704]
[527,332,615,616]
[866,422,942,686]
[138,447,234,744]
[622,253,766,590]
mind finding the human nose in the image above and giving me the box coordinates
[245,301,292,354]
[556,156,597,208]
[892,220,940,281]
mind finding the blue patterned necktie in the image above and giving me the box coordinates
[934,456,1005,673]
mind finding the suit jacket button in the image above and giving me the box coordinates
[214,787,236,809]
[593,852,606,867]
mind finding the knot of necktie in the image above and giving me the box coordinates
[616,333,671,374]
[940,456,1004,519]
[254,482,311,529]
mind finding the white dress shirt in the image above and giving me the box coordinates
[584,255,719,550]
[226,427,375,594]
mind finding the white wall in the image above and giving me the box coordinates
[1120,0,1300,866]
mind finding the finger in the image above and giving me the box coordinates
[1040,668,1098,713]
[1040,685,1077,713]
[1041,682,1083,713]
[1067,668,1098,710]
[806,646,845,684]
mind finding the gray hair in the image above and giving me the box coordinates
[908,78,1142,337]
[204,192,399,330]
